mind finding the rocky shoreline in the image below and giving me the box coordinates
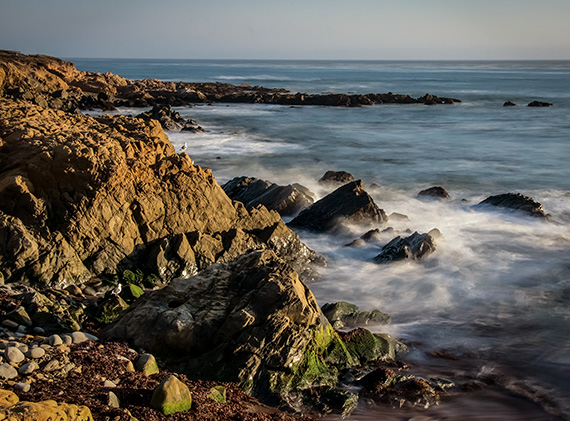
[0,51,559,420]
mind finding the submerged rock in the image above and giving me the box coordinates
[417,186,450,200]
[503,101,517,106]
[288,180,388,232]
[321,302,391,328]
[373,229,441,264]
[222,176,314,216]
[474,193,548,218]
[318,170,355,186]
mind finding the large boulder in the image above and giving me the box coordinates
[473,193,548,219]
[288,180,388,232]
[101,250,351,398]
[0,100,322,287]
[374,229,441,264]
[222,176,314,217]
[417,186,450,200]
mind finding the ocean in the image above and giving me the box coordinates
[75,59,570,420]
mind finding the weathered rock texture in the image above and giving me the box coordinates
[101,251,353,398]
[0,99,321,286]
[222,176,314,217]
[473,193,548,219]
[318,171,355,186]
[374,229,441,264]
[0,50,460,110]
[136,104,204,132]
[288,180,388,232]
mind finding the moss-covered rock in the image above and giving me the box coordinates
[150,375,192,415]
[321,301,391,329]
[338,328,406,365]
[95,295,129,325]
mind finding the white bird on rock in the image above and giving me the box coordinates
[111,283,122,296]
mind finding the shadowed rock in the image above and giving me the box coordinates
[473,193,548,219]
[528,101,553,107]
[136,104,203,132]
[222,176,314,217]
[503,101,517,106]
[318,171,355,186]
[373,229,441,264]
[288,180,388,232]
[417,186,450,200]
[321,302,391,329]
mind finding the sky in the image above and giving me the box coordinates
[1,0,569,60]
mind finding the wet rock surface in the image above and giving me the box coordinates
[222,176,315,217]
[321,302,391,329]
[417,186,450,200]
[318,171,355,186]
[474,192,548,218]
[374,229,441,264]
[288,180,388,233]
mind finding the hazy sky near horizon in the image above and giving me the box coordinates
[1,0,569,60]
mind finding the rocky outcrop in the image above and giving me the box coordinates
[136,104,204,132]
[528,101,553,107]
[222,176,314,217]
[503,101,516,106]
[288,180,388,232]
[373,229,442,264]
[0,50,461,110]
[473,193,548,218]
[101,251,351,397]
[0,99,322,287]
[417,186,450,200]
[0,390,93,421]
[318,171,355,186]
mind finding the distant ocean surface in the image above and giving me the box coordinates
[75,59,570,420]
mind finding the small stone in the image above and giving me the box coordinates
[60,334,73,345]
[25,347,46,359]
[0,363,18,379]
[6,306,33,327]
[102,380,117,388]
[32,327,46,335]
[135,353,159,376]
[70,331,98,343]
[5,346,25,364]
[14,382,31,393]
[1,320,19,330]
[208,386,227,403]
[16,344,29,354]
[16,325,27,333]
[0,389,19,405]
[43,359,61,372]
[151,375,192,415]
[107,391,120,408]
[18,361,39,375]
[48,334,63,346]
[125,361,135,373]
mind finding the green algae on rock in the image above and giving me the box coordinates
[150,375,192,416]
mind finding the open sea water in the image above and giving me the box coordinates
[76,59,570,420]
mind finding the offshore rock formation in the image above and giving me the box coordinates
[474,192,548,219]
[288,180,388,233]
[222,176,315,217]
[0,99,322,286]
[0,50,461,111]
[373,229,442,264]
[136,104,204,132]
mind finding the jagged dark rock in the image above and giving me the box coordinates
[528,101,553,107]
[222,176,314,217]
[318,171,355,186]
[473,192,548,218]
[136,104,204,132]
[503,101,517,106]
[373,229,442,264]
[417,186,450,200]
[288,180,388,233]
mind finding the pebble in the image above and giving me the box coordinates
[18,361,39,375]
[60,335,73,345]
[102,379,117,388]
[25,347,46,359]
[32,327,46,335]
[14,382,31,393]
[107,391,120,408]
[1,320,19,330]
[5,347,25,364]
[0,363,18,380]
[48,334,63,346]
[70,331,98,344]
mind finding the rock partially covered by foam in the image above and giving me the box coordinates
[473,193,548,219]
[289,180,388,232]
[373,229,442,264]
